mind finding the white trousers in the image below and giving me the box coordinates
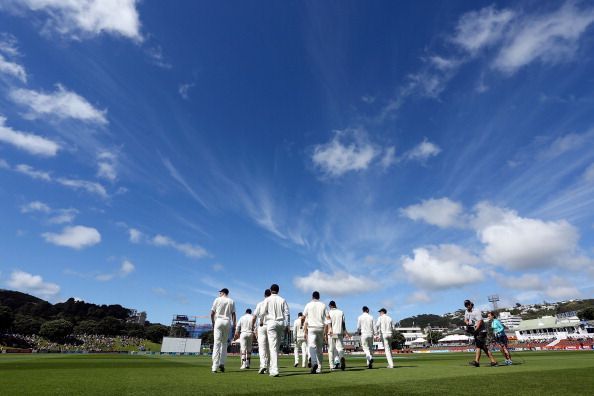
[382,336,393,367]
[257,325,269,370]
[212,318,230,371]
[328,336,344,368]
[240,332,253,361]
[307,327,324,369]
[361,334,374,362]
[294,338,308,366]
[267,320,285,376]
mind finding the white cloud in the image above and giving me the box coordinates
[545,277,581,300]
[152,287,167,296]
[15,164,51,181]
[473,202,580,270]
[120,260,135,275]
[178,83,194,99]
[57,178,108,199]
[42,225,101,249]
[0,33,20,57]
[162,157,210,210]
[495,273,543,290]
[48,208,78,224]
[380,146,396,169]
[403,138,441,162]
[293,270,369,296]
[401,244,484,289]
[212,263,224,272]
[0,116,60,156]
[584,163,594,183]
[6,270,60,300]
[145,45,171,69]
[8,0,142,41]
[401,197,465,228]
[429,55,461,71]
[452,6,515,53]
[20,200,51,213]
[408,291,431,303]
[312,129,378,177]
[128,228,143,243]
[9,85,107,124]
[151,234,209,259]
[361,95,375,104]
[494,3,594,73]
[96,150,117,181]
[539,131,594,160]
[0,53,27,82]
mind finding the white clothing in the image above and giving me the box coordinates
[382,335,394,368]
[212,317,231,371]
[327,336,344,369]
[293,317,306,340]
[267,320,285,376]
[261,294,289,376]
[257,324,269,370]
[236,313,254,334]
[240,332,253,356]
[361,334,374,363]
[357,312,374,336]
[307,326,324,370]
[303,300,328,329]
[375,314,393,338]
[211,296,235,320]
[328,308,345,337]
[294,339,308,366]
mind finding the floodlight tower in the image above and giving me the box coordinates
[488,295,500,311]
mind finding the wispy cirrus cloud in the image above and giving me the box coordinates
[96,260,135,282]
[20,200,78,224]
[14,164,51,181]
[0,33,27,82]
[0,116,60,156]
[96,150,118,182]
[1,0,143,42]
[128,227,209,259]
[9,85,107,124]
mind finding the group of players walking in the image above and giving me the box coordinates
[210,286,512,377]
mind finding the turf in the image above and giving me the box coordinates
[1,351,593,395]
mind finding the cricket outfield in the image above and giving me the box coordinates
[1,351,593,395]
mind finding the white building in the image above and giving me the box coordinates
[514,315,592,341]
[498,311,522,329]
[395,326,425,346]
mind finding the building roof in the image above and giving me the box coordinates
[516,316,580,331]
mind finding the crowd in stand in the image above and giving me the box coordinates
[2,334,149,352]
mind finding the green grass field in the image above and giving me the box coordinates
[1,351,593,395]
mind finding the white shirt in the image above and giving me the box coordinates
[293,317,306,340]
[303,300,328,329]
[254,299,268,326]
[464,308,483,326]
[328,308,345,337]
[236,313,254,334]
[376,314,393,338]
[357,312,374,336]
[211,296,235,320]
[263,294,290,325]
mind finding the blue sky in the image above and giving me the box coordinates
[1,0,594,329]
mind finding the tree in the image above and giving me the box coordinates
[392,331,406,349]
[39,319,73,342]
[145,324,169,343]
[578,307,594,321]
[0,305,14,331]
[13,315,43,335]
[427,331,443,345]
[200,330,214,345]
[170,324,188,338]
[74,320,99,335]
[125,323,146,338]
[98,316,123,336]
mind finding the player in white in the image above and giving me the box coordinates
[252,289,271,374]
[210,288,236,373]
[293,312,308,368]
[326,300,349,371]
[303,291,328,374]
[357,306,374,369]
[260,283,289,377]
[375,308,394,369]
[233,308,254,369]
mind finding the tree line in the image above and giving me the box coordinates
[0,290,169,343]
